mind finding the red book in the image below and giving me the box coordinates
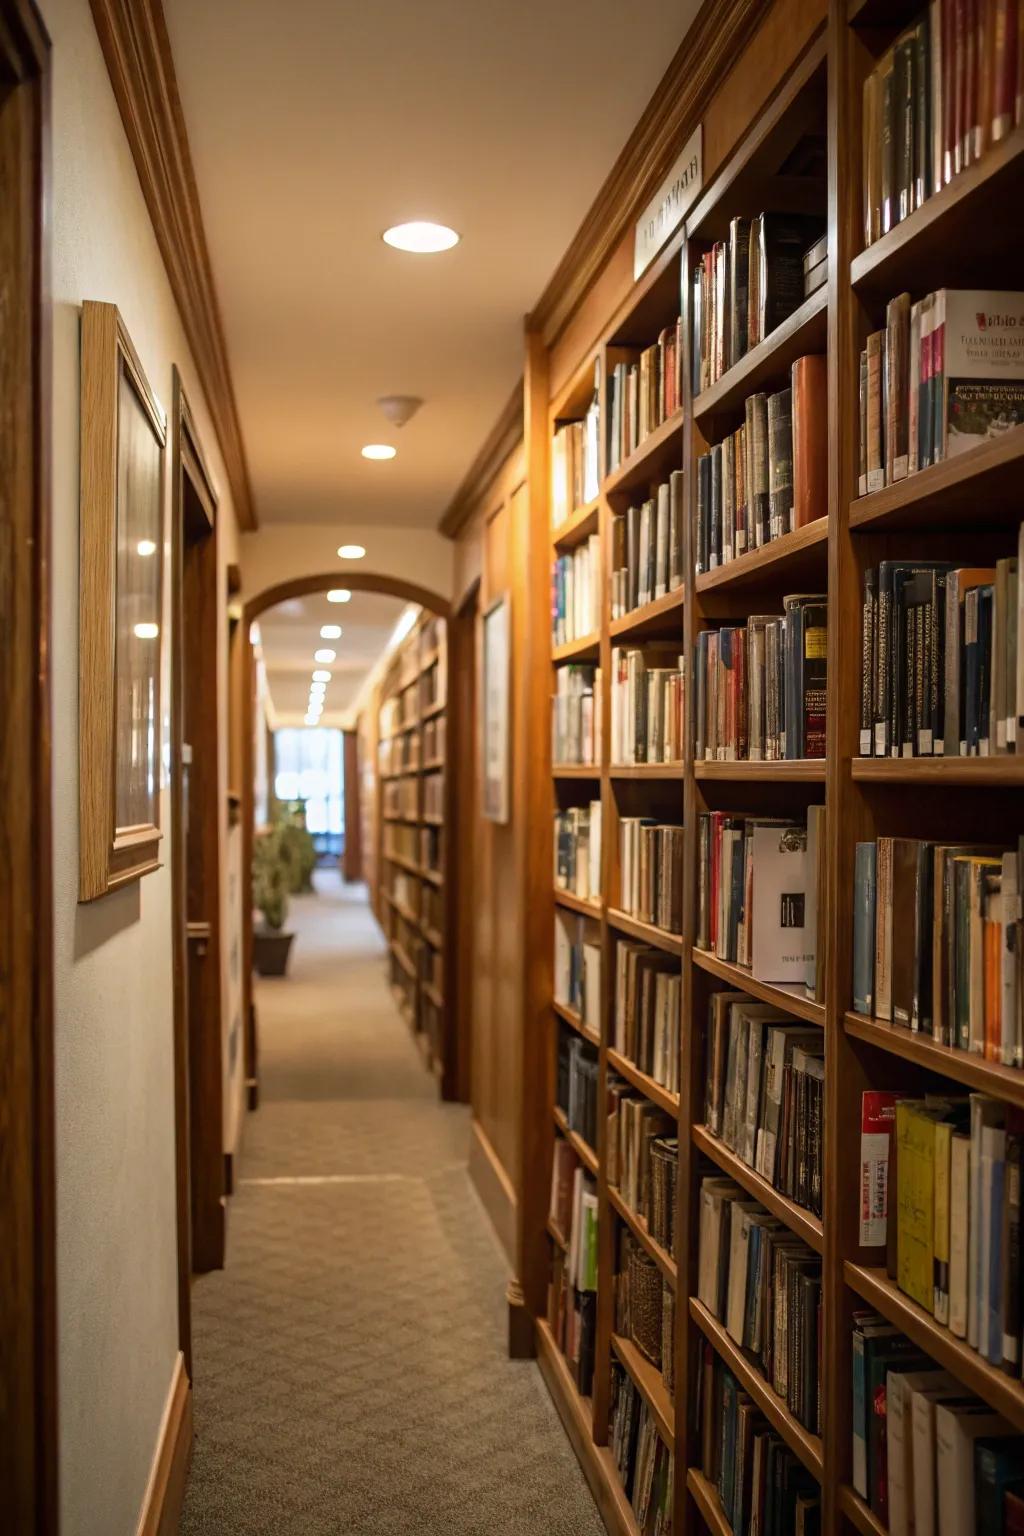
[1006,1488,1024,1534]
[859,1090,906,1249]
[954,0,968,175]
[992,0,1020,137]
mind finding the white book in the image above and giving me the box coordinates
[582,941,601,1034]
[969,1096,1004,1349]
[888,1370,954,1536]
[750,822,810,984]
[725,1203,756,1342]
[936,1402,1012,1536]
[910,1379,962,1536]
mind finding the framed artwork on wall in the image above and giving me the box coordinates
[481,591,510,824]
[78,300,167,901]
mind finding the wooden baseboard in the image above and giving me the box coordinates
[506,1278,535,1360]
[136,1352,192,1536]
[468,1117,517,1266]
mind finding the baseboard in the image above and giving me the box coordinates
[223,1150,234,1197]
[136,1352,192,1536]
[468,1117,516,1266]
[535,1321,635,1536]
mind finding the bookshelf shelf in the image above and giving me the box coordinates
[843,1010,1024,1108]
[694,758,826,782]
[606,907,683,956]
[385,850,421,878]
[603,408,684,499]
[843,1263,1024,1433]
[695,517,829,596]
[552,763,601,780]
[692,287,828,432]
[421,699,446,722]
[606,1046,680,1120]
[423,979,443,1010]
[554,888,603,919]
[848,425,1024,533]
[685,1470,731,1536]
[851,755,1024,785]
[608,763,685,781]
[551,497,600,551]
[610,1333,675,1447]
[553,1106,599,1175]
[838,1485,887,1536]
[608,587,685,641]
[546,1216,568,1252]
[422,812,444,826]
[608,1184,678,1289]
[692,948,825,1026]
[385,892,419,928]
[391,942,417,981]
[553,999,601,1048]
[419,756,445,773]
[691,1124,823,1252]
[421,922,442,949]
[421,867,443,888]
[689,1298,824,1480]
[850,126,1024,298]
[552,631,600,663]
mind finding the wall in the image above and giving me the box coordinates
[239,520,454,610]
[45,0,243,1528]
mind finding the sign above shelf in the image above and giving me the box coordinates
[633,124,703,281]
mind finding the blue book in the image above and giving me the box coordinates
[975,1437,1024,1533]
[853,842,877,1014]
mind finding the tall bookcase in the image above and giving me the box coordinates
[529,7,1024,1534]
[376,611,448,1079]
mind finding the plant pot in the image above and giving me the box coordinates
[253,928,295,977]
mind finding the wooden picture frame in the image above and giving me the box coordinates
[79,300,167,901]
[481,591,511,824]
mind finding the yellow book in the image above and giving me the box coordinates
[933,1119,952,1326]
[896,1101,935,1312]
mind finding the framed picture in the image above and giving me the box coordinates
[481,592,510,824]
[79,301,167,900]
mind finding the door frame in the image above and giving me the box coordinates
[0,2,58,1528]
[170,369,224,1327]
[444,579,479,1104]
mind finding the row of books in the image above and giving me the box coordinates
[548,1158,598,1397]
[852,1311,1024,1534]
[559,1033,600,1153]
[554,801,602,903]
[554,910,601,1030]
[610,645,685,765]
[606,320,683,475]
[695,810,824,992]
[862,5,1023,251]
[608,1363,674,1534]
[615,1230,675,1389]
[422,770,443,819]
[618,818,683,935]
[859,546,1024,760]
[704,990,824,1220]
[693,597,828,763]
[551,363,600,527]
[852,836,1022,1067]
[613,941,680,1094]
[607,1086,675,1243]
[696,1173,822,1434]
[552,533,601,647]
[552,663,601,765]
[694,355,827,572]
[858,288,1024,496]
[696,1347,821,1536]
[692,214,825,394]
[610,472,685,618]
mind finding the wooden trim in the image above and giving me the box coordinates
[0,5,58,1529]
[440,380,523,538]
[88,0,256,529]
[244,572,450,626]
[135,1352,192,1536]
[468,1118,517,1267]
[527,0,764,347]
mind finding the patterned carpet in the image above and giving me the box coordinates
[179,872,604,1535]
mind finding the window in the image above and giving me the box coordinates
[274,728,344,835]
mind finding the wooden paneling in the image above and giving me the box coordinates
[342,729,361,881]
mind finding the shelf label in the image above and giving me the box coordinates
[633,125,703,280]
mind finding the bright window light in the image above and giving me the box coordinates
[133,621,159,639]
[303,713,320,727]
[136,539,157,557]
[382,221,459,253]
[320,624,342,640]
[361,444,396,461]
[313,648,336,664]
[337,545,366,560]
[327,589,351,603]
[311,669,332,683]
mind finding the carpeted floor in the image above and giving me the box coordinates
[178,870,604,1535]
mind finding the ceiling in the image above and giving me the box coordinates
[257,589,411,727]
[164,0,700,530]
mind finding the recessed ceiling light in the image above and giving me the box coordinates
[133,621,159,639]
[304,713,320,727]
[137,539,157,557]
[382,221,459,254]
[320,624,342,640]
[309,684,327,699]
[361,443,396,461]
[337,545,366,560]
[327,589,351,603]
[311,669,332,683]
[314,648,336,664]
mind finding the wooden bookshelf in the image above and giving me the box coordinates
[691,1123,823,1254]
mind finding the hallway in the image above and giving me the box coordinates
[179,872,604,1536]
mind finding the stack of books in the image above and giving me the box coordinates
[615,1229,675,1389]
[609,1363,674,1533]
[704,991,824,1219]
[694,595,828,762]
[558,1034,599,1152]
[606,320,683,474]
[551,363,600,528]
[610,472,685,616]
[552,534,601,646]
[607,1085,675,1232]
[554,802,602,903]
[551,664,601,765]
[613,941,680,1093]
[695,355,827,571]
[858,288,1024,496]
[851,836,1022,1065]
[554,908,601,1029]
[618,818,683,934]
[610,645,684,764]
[861,10,1024,250]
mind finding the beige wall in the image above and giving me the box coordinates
[45,0,243,1528]
[239,520,454,609]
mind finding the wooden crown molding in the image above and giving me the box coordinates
[528,0,763,347]
[89,0,257,530]
[439,377,523,540]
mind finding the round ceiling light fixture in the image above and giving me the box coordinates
[320,624,342,640]
[361,443,396,461]
[327,589,351,604]
[337,545,366,560]
[382,221,459,254]
[314,648,336,664]
[137,539,157,557]
[311,669,332,683]
[133,622,159,639]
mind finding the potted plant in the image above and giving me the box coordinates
[277,802,317,893]
[252,828,295,977]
